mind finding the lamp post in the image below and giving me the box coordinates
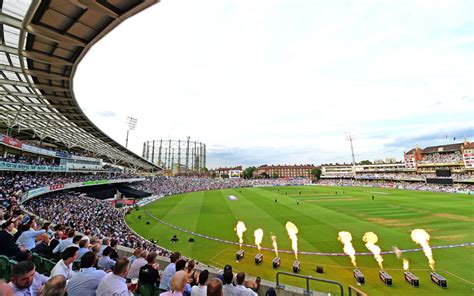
[125,116,137,148]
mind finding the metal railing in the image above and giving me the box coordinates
[276,271,345,296]
[348,285,367,296]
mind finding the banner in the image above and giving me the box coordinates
[2,135,22,148]
[0,162,67,172]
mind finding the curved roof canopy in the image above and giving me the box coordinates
[0,0,159,171]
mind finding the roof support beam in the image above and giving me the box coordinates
[25,24,86,47]
[69,0,119,18]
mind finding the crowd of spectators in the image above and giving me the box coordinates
[419,151,463,164]
[322,172,473,181]
[317,178,474,192]
[0,171,139,209]
[0,154,57,167]
[132,176,310,197]
[0,202,266,296]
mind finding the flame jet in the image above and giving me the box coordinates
[338,231,357,267]
[235,221,247,249]
[411,229,435,270]
[285,222,299,259]
[362,232,384,269]
[271,235,279,257]
[254,228,264,252]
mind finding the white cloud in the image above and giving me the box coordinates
[74,0,474,168]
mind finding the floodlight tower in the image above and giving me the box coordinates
[345,132,357,176]
[125,116,137,148]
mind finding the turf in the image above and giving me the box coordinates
[125,185,474,295]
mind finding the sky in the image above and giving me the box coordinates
[74,0,474,169]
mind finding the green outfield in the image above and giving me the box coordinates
[125,186,474,295]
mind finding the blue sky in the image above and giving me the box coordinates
[75,0,473,168]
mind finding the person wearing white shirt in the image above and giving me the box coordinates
[235,272,257,296]
[126,250,148,279]
[159,252,181,291]
[67,251,106,296]
[50,246,78,280]
[191,270,209,296]
[96,258,135,296]
[222,271,237,296]
[16,220,45,251]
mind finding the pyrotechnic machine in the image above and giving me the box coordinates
[404,271,419,287]
[353,269,365,284]
[272,257,280,268]
[235,250,244,260]
[430,272,447,288]
[254,253,263,264]
[293,261,300,273]
[379,270,392,286]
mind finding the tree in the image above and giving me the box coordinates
[310,168,322,180]
[359,160,372,165]
[272,172,279,179]
[259,172,269,179]
[243,166,257,179]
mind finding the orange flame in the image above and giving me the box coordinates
[285,222,299,259]
[411,229,435,270]
[362,232,383,270]
[271,235,279,257]
[403,259,409,271]
[254,228,264,252]
[338,231,357,267]
[235,221,247,249]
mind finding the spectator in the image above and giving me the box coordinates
[160,271,188,296]
[207,278,223,296]
[222,270,237,296]
[127,250,148,280]
[128,248,142,264]
[98,238,110,257]
[31,233,52,259]
[0,281,13,296]
[49,231,62,254]
[16,219,45,250]
[50,246,78,280]
[67,251,106,296]
[235,272,257,296]
[191,270,208,296]
[96,258,135,296]
[97,246,115,270]
[139,252,161,288]
[159,252,181,291]
[103,239,118,261]
[42,275,66,296]
[76,239,89,262]
[186,260,197,286]
[8,260,48,296]
[53,230,75,255]
[0,220,25,259]
[72,235,83,247]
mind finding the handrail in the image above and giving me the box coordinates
[276,271,344,296]
[348,285,367,296]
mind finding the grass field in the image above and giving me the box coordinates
[125,186,474,295]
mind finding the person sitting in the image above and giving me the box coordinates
[49,230,62,254]
[52,230,75,255]
[235,272,257,296]
[0,220,26,260]
[206,278,223,296]
[72,235,83,247]
[191,270,208,296]
[15,219,46,250]
[222,270,237,296]
[8,260,48,296]
[67,251,107,296]
[97,246,115,271]
[42,275,66,296]
[31,233,52,259]
[127,250,148,280]
[160,271,188,296]
[0,281,13,296]
[96,258,135,296]
[50,246,79,280]
[103,239,119,261]
[75,239,90,262]
[98,238,110,258]
[159,252,181,292]
[139,252,161,288]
